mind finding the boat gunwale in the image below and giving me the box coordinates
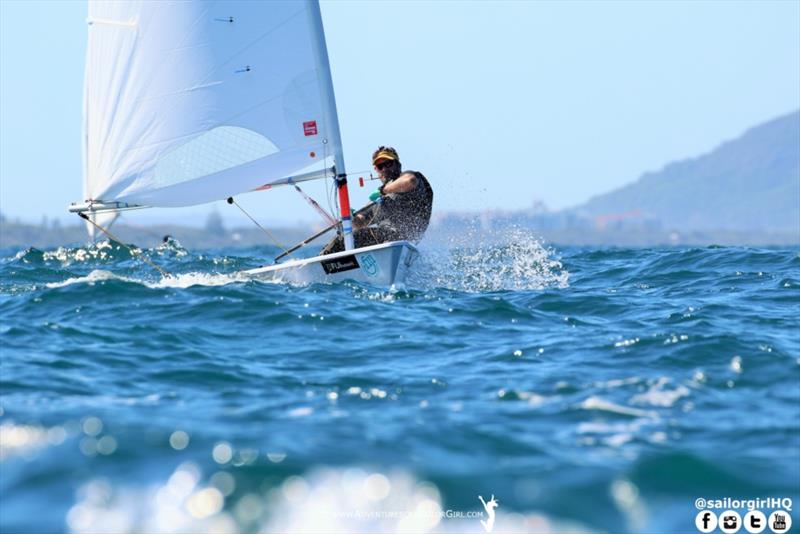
[245,240,418,275]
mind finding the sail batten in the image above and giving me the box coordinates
[87,17,137,27]
[80,0,342,210]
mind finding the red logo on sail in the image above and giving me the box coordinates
[303,121,318,136]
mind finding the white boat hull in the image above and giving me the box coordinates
[244,241,418,286]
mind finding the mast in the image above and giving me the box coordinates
[307,1,354,250]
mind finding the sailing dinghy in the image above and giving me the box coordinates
[69,0,418,286]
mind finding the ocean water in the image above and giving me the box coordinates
[1,235,799,533]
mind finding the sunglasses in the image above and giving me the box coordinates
[375,160,394,171]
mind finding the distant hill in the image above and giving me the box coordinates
[0,219,314,250]
[574,111,800,233]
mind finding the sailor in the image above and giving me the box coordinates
[321,146,433,254]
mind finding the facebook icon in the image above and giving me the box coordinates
[696,510,718,533]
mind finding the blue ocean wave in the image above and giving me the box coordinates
[1,242,798,533]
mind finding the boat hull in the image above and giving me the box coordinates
[244,241,418,286]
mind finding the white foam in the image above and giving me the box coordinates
[576,416,665,450]
[45,269,251,290]
[147,271,250,289]
[42,241,120,264]
[629,378,690,408]
[497,389,548,407]
[45,270,123,289]
[580,396,657,419]
[593,377,642,389]
[287,406,314,418]
[410,229,569,292]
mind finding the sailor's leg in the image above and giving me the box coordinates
[320,234,344,255]
[353,228,382,248]
[367,227,402,245]
[322,227,401,255]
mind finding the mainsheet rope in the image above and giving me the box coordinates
[226,197,289,258]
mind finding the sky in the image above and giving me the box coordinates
[1,0,798,228]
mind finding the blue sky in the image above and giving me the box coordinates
[1,0,798,227]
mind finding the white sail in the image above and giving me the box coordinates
[81,0,343,209]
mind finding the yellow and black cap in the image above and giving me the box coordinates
[372,146,400,166]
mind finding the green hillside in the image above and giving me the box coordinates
[576,111,800,233]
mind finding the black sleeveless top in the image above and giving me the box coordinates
[373,170,433,242]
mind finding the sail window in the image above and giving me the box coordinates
[154,126,279,188]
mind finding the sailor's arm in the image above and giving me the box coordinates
[354,172,418,228]
[382,172,418,194]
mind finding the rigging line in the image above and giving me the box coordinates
[325,139,338,221]
[325,176,336,230]
[289,179,336,226]
[348,168,375,177]
[328,168,339,225]
[325,159,338,221]
[272,201,377,263]
[77,213,173,279]
[226,197,288,257]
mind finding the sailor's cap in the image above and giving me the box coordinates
[372,147,399,165]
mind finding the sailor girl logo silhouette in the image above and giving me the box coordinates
[478,495,499,533]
